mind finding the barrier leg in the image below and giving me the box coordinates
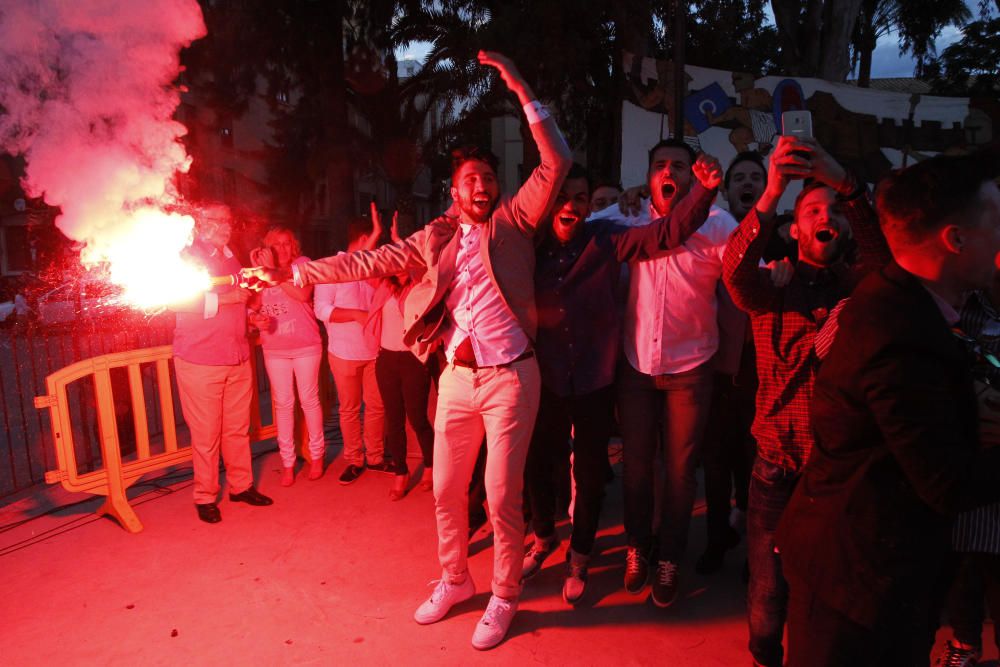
[97,490,144,533]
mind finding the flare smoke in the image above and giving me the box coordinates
[0,0,206,270]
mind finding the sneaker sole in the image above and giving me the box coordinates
[624,576,648,595]
[471,620,515,650]
[471,634,508,651]
[651,592,677,608]
[413,588,475,625]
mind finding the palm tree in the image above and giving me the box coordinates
[852,0,971,87]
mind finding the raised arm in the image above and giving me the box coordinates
[477,51,572,234]
[723,137,809,315]
[609,155,722,262]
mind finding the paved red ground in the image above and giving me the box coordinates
[0,437,992,665]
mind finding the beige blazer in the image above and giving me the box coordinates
[296,115,572,362]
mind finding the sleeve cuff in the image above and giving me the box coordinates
[315,302,333,323]
[203,292,219,319]
[523,100,550,125]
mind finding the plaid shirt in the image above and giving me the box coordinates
[722,191,891,472]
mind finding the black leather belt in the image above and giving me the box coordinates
[452,349,534,371]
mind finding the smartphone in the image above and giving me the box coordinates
[782,110,813,138]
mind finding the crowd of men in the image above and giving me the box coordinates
[177,50,1000,664]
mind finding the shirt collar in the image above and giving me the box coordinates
[923,284,961,325]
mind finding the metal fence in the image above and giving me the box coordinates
[0,315,277,500]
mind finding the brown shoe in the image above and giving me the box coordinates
[390,473,410,501]
[308,457,324,480]
[420,466,433,492]
[280,466,295,487]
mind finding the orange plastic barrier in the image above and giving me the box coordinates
[35,343,295,533]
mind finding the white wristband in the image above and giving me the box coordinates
[523,100,550,125]
[291,263,303,287]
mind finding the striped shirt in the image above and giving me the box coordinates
[953,290,1000,554]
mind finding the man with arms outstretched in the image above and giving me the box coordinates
[252,51,571,650]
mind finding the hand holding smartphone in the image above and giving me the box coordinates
[781,110,813,138]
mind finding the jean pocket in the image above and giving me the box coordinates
[751,457,789,485]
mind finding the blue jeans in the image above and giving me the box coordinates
[747,456,799,667]
[618,360,713,561]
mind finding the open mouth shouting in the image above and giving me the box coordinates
[557,213,580,226]
[470,192,494,215]
[660,182,677,199]
[739,190,756,205]
[814,227,840,243]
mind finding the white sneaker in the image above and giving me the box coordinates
[471,594,518,650]
[413,576,475,625]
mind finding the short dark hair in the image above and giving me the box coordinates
[592,179,623,193]
[450,145,499,179]
[647,138,697,168]
[724,151,767,188]
[792,180,835,222]
[877,149,1000,246]
[346,215,373,247]
[564,163,591,193]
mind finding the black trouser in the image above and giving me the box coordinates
[374,348,434,475]
[702,362,756,548]
[525,385,615,555]
[947,552,1000,648]
[618,360,714,562]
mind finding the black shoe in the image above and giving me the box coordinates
[339,464,365,485]
[651,560,679,608]
[366,460,393,475]
[695,527,741,575]
[228,486,273,506]
[624,546,651,594]
[196,502,221,523]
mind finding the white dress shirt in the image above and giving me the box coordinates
[313,253,379,361]
[596,199,737,375]
[442,222,530,366]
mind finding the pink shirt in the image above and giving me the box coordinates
[173,243,250,366]
[259,256,322,358]
[379,294,408,352]
[612,203,737,375]
[314,256,379,361]
[442,222,530,365]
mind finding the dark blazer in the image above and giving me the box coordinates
[775,261,1000,629]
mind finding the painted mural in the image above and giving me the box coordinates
[619,52,992,207]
